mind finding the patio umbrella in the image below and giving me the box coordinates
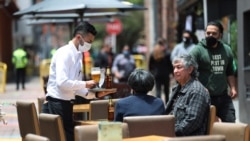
[22,11,127,36]
[26,17,113,25]
[13,0,146,20]
[21,12,127,20]
[26,16,115,81]
[13,0,144,80]
[27,19,73,25]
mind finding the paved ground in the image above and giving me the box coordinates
[0,76,240,139]
[0,76,44,139]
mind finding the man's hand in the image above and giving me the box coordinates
[229,87,237,99]
[114,71,122,79]
[85,80,96,88]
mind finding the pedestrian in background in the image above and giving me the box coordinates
[171,30,196,61]
[112,45,136,83]
[190,21,237,122]
[94,44,115,68]
[149,38,173,104]
[12,47,28,90]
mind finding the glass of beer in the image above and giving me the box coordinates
[91,67,101,87]
[99,68,106,88]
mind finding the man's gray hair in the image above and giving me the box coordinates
[172,54,199,78]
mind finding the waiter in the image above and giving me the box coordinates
[42,22,115,141]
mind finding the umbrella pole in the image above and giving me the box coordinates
[68,22,73,38]
[78,11,87,81]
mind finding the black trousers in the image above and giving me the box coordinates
[42,97,74,141]
[155,77,170,103]
[15,68,26,90]
[211,94,236,122]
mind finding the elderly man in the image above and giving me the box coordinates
[165,54,210,136]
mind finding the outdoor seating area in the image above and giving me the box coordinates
[1,1,249,141]
[9,97,250,141]
[0,62,248,141]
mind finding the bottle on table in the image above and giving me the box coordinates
[105,67,113,89]
[108,97,114,121]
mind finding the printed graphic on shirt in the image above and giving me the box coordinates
[210,54,225,74]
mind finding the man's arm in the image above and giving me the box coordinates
[227,75,237,99]
[76,80,117,99]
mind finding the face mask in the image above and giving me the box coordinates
[123,51,130,57]
[206,36,217,47]
[79,41,92,52]
[183,37,191,44]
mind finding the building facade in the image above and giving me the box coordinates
[144,0,177,62]
[237,0,250,124]
[176,0,236,41]
[0,0,18,70]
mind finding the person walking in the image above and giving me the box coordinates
[149,38,173,103]
[171,30,196,61]
[190,21,237,122]
[112,45,136,83]
[42,22,116,141]
[12,47,28,90]
[94,44,115,68]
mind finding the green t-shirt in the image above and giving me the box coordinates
[190,39,235,96]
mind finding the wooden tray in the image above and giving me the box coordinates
[89,88,117,92]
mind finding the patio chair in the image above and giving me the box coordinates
[211,122,250,141]
[25,133,50,141]
[123,115,175,137]
[16,101,40,141]
[39,113,66,141]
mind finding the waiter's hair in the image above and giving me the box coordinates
[73,21,97,37]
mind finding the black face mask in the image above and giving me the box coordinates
[206,36,217,47]
[183,37,191,45]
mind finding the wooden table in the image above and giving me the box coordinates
[73,104,90,120]
[123,135,170,141]
[75,120,101,125]
[73,104,90,113]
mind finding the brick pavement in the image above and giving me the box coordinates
[0,76,44,139]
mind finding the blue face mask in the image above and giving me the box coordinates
[123,51,130,57]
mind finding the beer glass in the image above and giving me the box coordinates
[91,67,101,87]
[99,68,105,88]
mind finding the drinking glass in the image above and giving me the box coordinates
[99,68,105,88]
[91,67,101,87]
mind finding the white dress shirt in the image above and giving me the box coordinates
[46,41,95,101]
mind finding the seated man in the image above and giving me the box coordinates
[165,54,210,136]
[114,69,165,122]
